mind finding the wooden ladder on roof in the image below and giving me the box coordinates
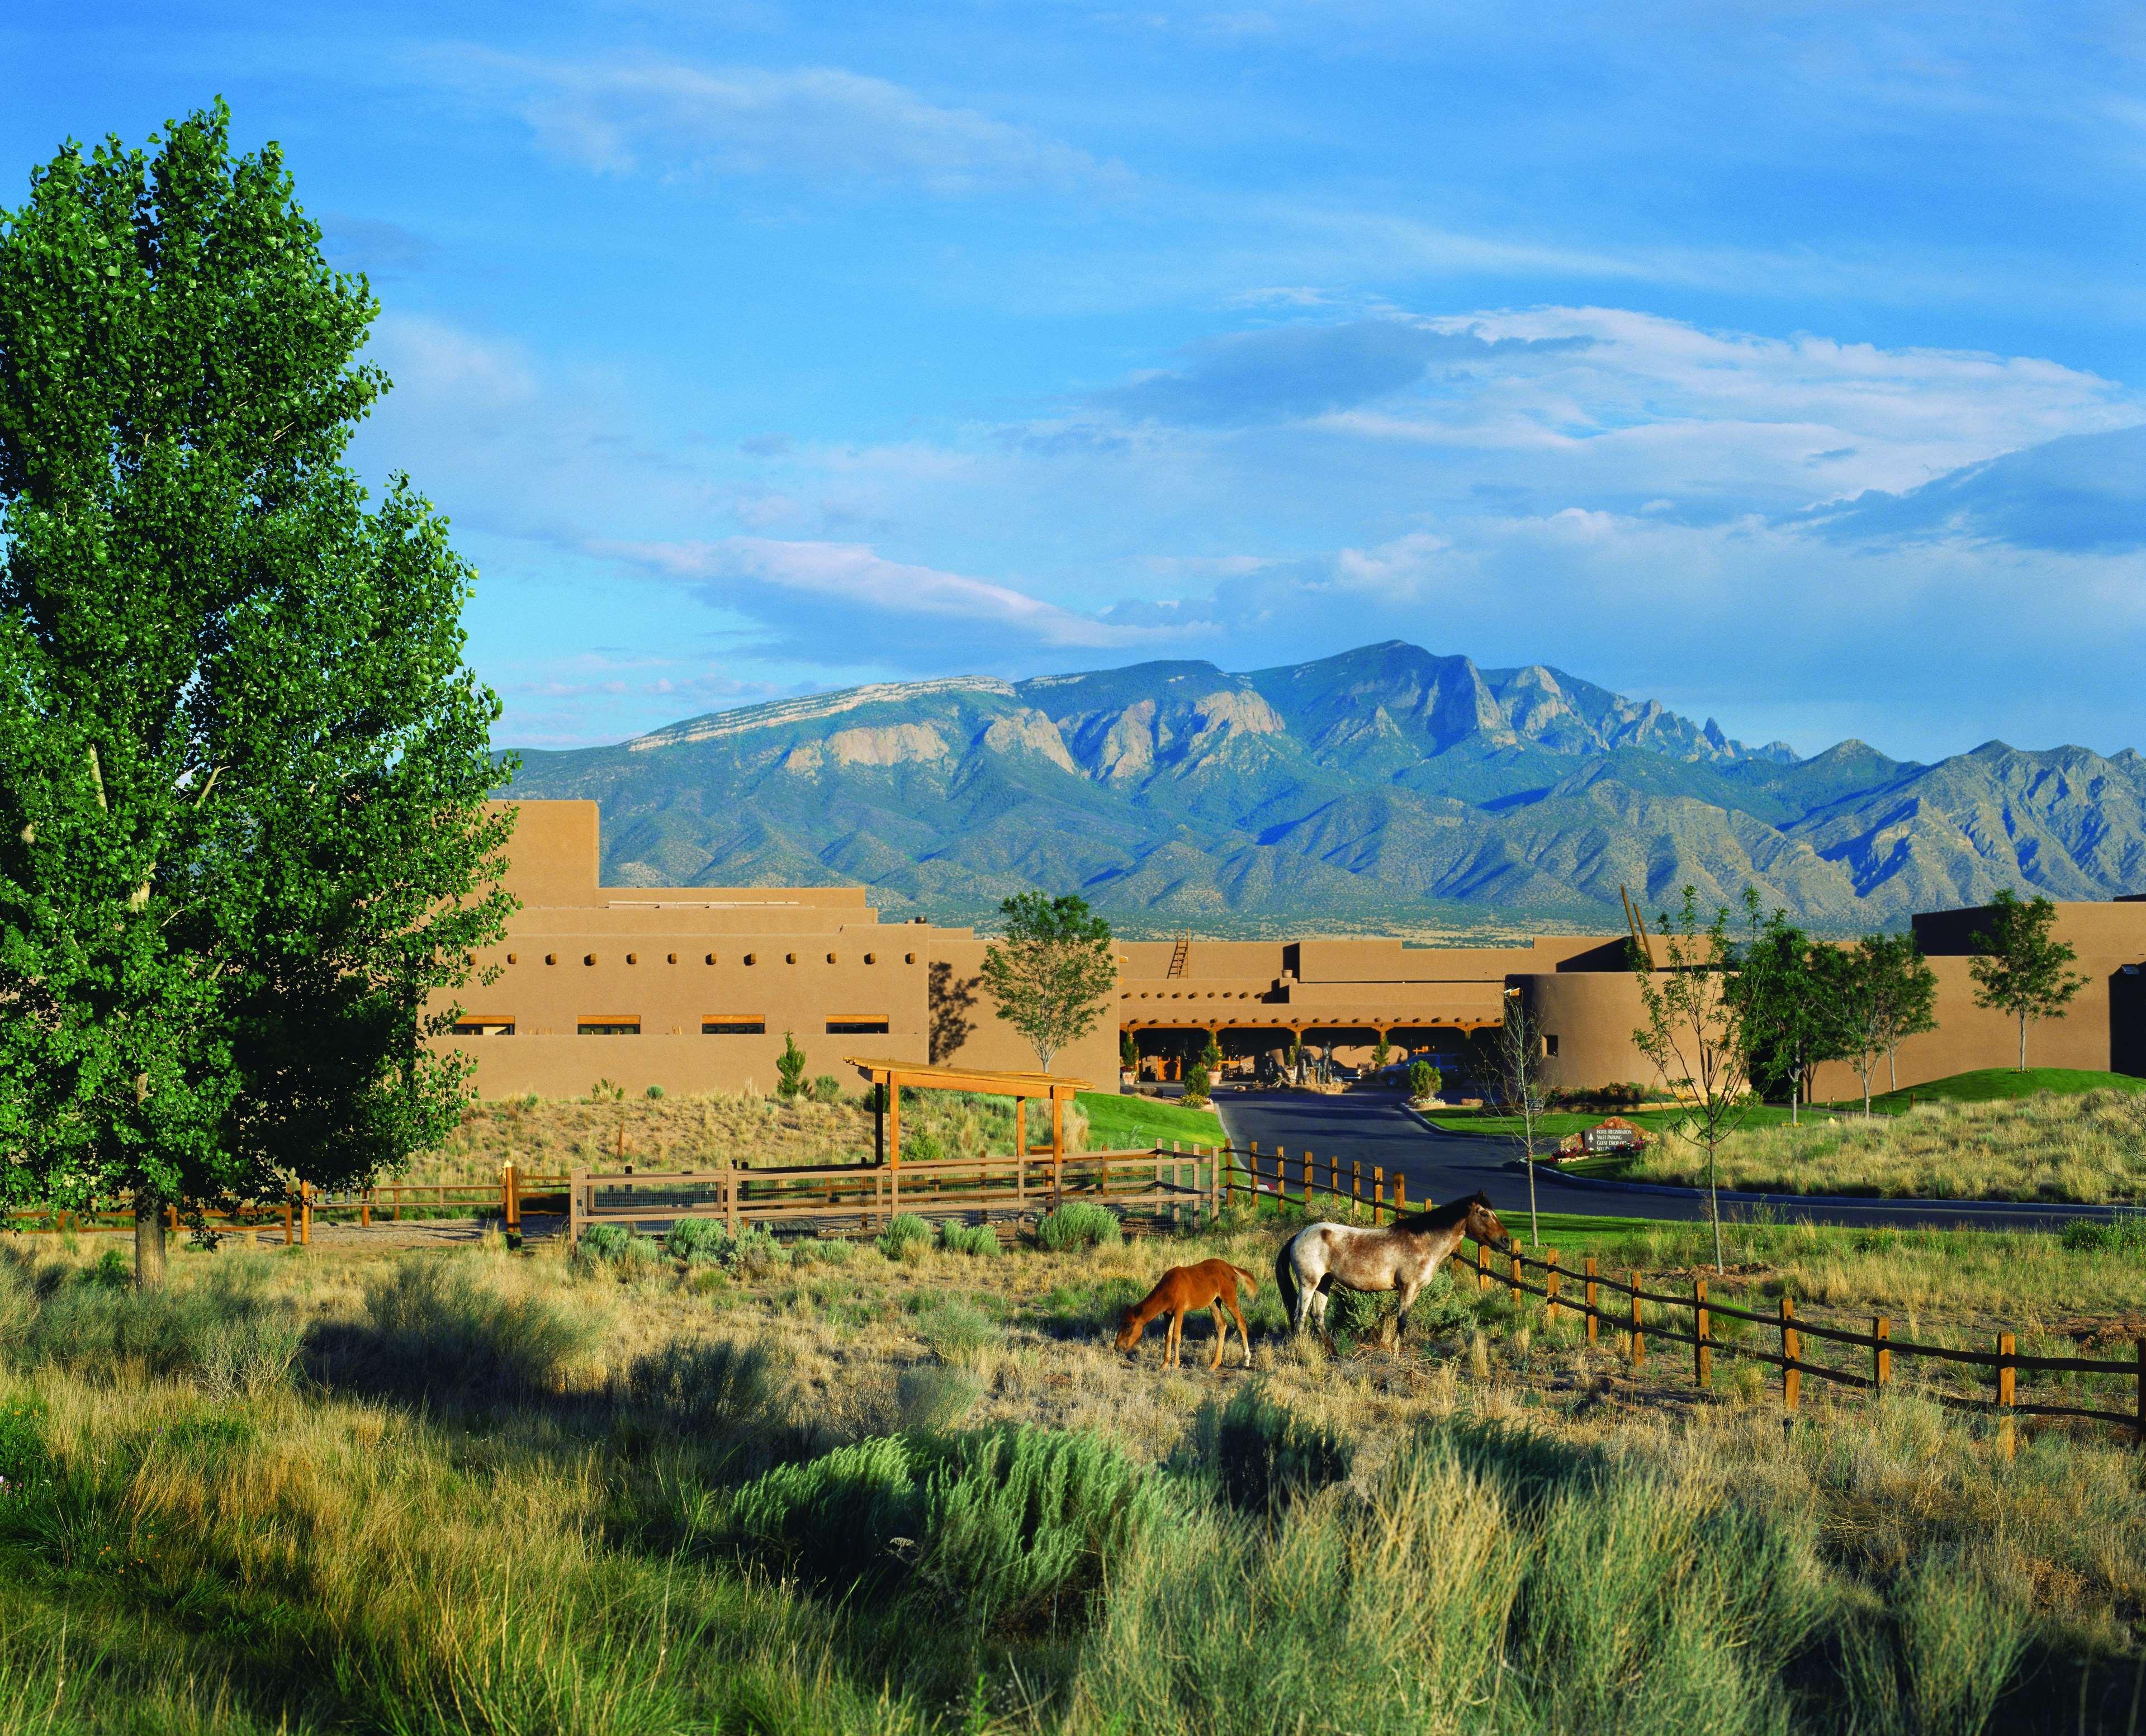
[1167,931,1191,978]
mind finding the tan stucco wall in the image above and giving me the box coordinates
[438,803,2146,1102]
[1517,971,1674,1093]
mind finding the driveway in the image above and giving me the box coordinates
[1211,1088,2130,1233]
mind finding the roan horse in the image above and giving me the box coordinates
[1276,1192,1510,1348]
[1116,1259,1259,1370]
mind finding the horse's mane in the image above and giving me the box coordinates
[1389,1193,1484,1234]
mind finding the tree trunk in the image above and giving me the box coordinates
[1888,1044,1897,1092]
[1789,1071,1798,1127]
[2019,1012,2027,1074]
[1706,1133,1723,1273]
[134,1186,168,1290]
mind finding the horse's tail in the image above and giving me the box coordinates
[1229,1262,1259,1302]
[1272,1235,1297,1324]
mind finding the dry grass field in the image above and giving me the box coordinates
[1626,1090,2146,1205]
[405,1088,1091,1186]
[3,1198,2144,1734]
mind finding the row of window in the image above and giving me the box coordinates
[452,1017,892,1037]
[501,950,920,966]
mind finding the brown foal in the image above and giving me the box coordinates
[1116,1258,1259,1370]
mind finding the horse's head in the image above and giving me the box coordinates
[1114,1307,1146,1351]
[1463,1192,1512,1249]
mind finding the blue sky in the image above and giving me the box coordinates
[4,1,2142,761]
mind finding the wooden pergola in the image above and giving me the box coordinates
[845,1057,1091,1168]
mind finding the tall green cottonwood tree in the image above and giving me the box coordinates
[0,103,514,1284]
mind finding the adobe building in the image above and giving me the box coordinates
[432,801,2146,1100]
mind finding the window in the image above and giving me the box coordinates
[702,1017,766,1035]
[578,1018,640,1036]
[826,1017,889,1036]
[453,1018,515,1037]
[1544,1034,1560,1057]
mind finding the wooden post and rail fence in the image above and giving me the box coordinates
[1451,1234,2146,1454]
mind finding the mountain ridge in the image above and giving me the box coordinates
[505,642,2144,935]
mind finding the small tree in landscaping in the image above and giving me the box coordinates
[1372,1034,1392,1073]
[1198,1030,1224,1082]
[1120,1030,1138,1073]
[1631,886,1753,1273]
[1733,901,1847,1123]
[1868,932,1939,1091]
[1837,933,1940,1112]
[979,892,1117,1073]
[775,1032,807,1101]
[1183,1064,1212,1107]
[1969,889,2087,1071]
[1494,993,1550,1247]
[1407,1059,1436,1103]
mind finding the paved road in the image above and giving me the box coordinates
[1211,1088,2131,1233]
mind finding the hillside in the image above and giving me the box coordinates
[505,642,2146,932]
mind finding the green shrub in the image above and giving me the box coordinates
[789,1236,853,1267]
[2059,1211,2146,1253]
[1183,1064,1211,1106]
[896,1365,981,1434]
[903,1128,944,1161]
[1408,1059,1436,1100]
[877,1213,934,1261]
[729,1424,1164,1632]
[809,1074,842,1104]
[917,1299,999,1364]
[623,1335,778,1431]
[775,1032,807,1101]
[314,1258,596,1402]
[662,1220,788,1277]
[1179,1386,1352,1512]
[2,1253,300,1399]
[665,1218,729,1263]
[644,1084,665,1101]
[1036,1201,1120,1252]
[938,1221,999,1258]
[578,1223,636,1261]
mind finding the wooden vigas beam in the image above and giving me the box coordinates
[845,1056,1091,1168]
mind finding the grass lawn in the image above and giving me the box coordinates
[4,1213,2142,1733]
[1077,1091,1225,1150]
[1423,1104,1809,1139]
[1617,1087,2146,1206]
[1864,1066,2146,1110]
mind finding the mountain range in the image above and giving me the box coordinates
[504,642,2146,934]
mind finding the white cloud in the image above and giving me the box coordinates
[591,537,1171,668]
[433,50,1120,194]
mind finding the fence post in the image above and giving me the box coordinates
[1545,1249,1561,1324]
[1629,1270,1644,1368]
[1352,1161,1362,1217]
[1472,1239,1485,1293]
[1694,1275,1711,1388]
[360,1190,371,1230]
[1873,1316,1891,1396]
[1509,1247,1523,1307]
[1584,1256,1599,1344]
[1373,1166,1384,1225]
[283,1197,295,1246]
[1997,1331,2016,1462]
[570,1167,586,1242]
[302,1183,314,1246]
[1781,1297,1800,1412]
[2136,1340,2144,1449]
[726,1161,740,1235]
[504,1161,521,1231]
[1394,1175,1406,1217]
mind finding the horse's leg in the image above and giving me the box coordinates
[1208,1301,1228,1370]
[1166,1308,1181,1369]
[1389,1278,1422,1356]
[1292,1263,1318,1334]
[1228,1294,1253,1367]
